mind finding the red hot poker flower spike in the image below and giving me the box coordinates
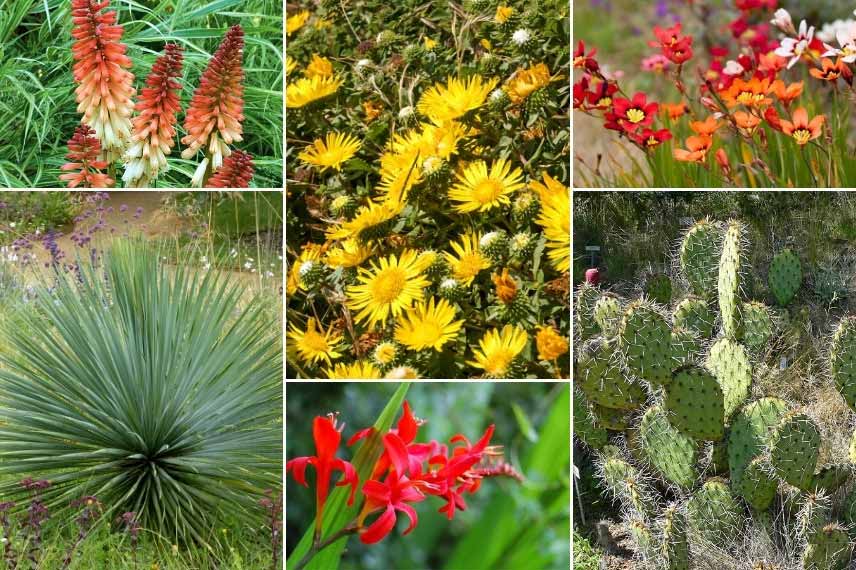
[206,150,255,188]
[286,415,359,537]
[182,24,245,187]
[59,124,115,188]
[70,0,135,161]
[123,43,184,188]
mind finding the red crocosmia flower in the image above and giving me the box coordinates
[59,125,114,189]
[70,0,135,160]
[206,150,255,188]
[426,425,496,520]
[123,44,184,188]
[358,470,426,545]
[630,128,673,149]
[286,415,359,535]
[609,92,658,131]
[573,41,599,72]
[182,24,246,187]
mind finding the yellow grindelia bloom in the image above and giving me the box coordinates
[535,325,569,361]
[531,172,570,272]
[325,361,383,380]
[505,63,555,105]
[326,238,375,268]
[286,75,343,108]
[373,342,397,365]
[444,233,491,285]
[395,297,465,351]
[287,243,326,295]
[304,54,334,78]
[287,318,343,366]
[423,37,438,50]
[468,324,528,377]
[346,250,431,326]
[417,76,499,124]
[286,10,310,35]
[298,132,361,171]
[286,56,298,76]
[495,6,514,24]
[448,159,525,213]
[326,200,403,241]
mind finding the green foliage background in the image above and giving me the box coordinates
[0,0,283,187]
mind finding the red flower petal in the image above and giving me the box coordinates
[359,505,397,544]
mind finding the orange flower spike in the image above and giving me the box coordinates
[771,80,803,105]
[779,107,825,146]
[733,111,761,136]
[59,125,115,189]
[70,0,136,160]
[182,25,246,187]
[689,115,722,136]
[122,44,184,188]
[673,135,713,163]
[206,150,255,188]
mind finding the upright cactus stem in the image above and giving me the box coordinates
[768,248,802,306]
[718,220,744,339]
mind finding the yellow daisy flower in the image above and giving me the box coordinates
[304,54,334,78]
[467,324,528,377]
[530,172,570,273]
[286,75,343,108]
[417,75,499,124]
[286,56,298,76]
[325,238,375,268]
[346,250,431,327]
[444,233,491,285]
[373,342,398,365]
[326,200,403,241]
[298,132,361,171]
[395,297,465,351]
[495,6,514,24]
[325,361,383,380]
[448,158,525,213]
[504,63,556,105]
[286,10,310,36]
[423,37,438,50]
[287,243,326,295]
[535,325,569,361]
[287,318,343,366]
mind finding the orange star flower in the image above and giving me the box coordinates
[779,108,825,145]
[689,115,722,136]
[673,135,713,163]
[770,80,803,105]
[720,76,772,108]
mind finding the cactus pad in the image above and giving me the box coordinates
[576,339,646,410]
[706,338,752,419]
[769,412,821,491]
[802,523,850,570]
[811,464,850,495]
[687,479,742,545]
[661,505,690,570]
[573,387,608,449]
[768,249,802,306]
[600,451,654,516]
[575,283,601,340]
[673,297,715,339]
[639,405,698,488]
[671,328,701,368]
[645,272,672,305]
[727,398,788,489]
[619,302,674,386]
[591,403,632,431]
[734,457,777,511]
[830,317,856,412]
[664,366,725,441]
[740,301,773,349]
[679,219,722,298]
[718,221,744,339]
[593,294,622,338]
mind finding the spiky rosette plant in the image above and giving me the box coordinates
[206,150,255,188]
[70,0,135,161]
[122,43,184,188]
[0,241,281,544]
[181,24,245,187]
[59,124,114,188]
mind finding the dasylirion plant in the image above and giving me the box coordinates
[573,217,856,569]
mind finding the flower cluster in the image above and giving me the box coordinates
[286,402,521,551]
[286,1,570,379]
[573,1,856,187]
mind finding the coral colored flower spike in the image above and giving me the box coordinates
[182,25,246,187]
[59,124,114,189]
[70,0,135,161]
[123,44,184,188]
[206,150,255,188]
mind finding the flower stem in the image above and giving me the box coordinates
[294,522,359,570]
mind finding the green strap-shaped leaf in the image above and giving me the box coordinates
[286,382,411,570]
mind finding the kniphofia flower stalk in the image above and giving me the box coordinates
[206,150,255,188]
[70,0,135,161]
[122,44,184,187]
[59,125,114,188]
[181,24,245,187]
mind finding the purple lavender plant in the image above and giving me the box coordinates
[19,478,50,568]
[62,496,102,569]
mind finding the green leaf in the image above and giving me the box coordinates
[511,403,537,443]
[286,383,411,570]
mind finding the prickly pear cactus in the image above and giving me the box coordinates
[679,219,722,298]
[600,448,654,517]
[718,221,744,339]
[639,405,698,488]
[706,338,752,419]
[768,248,802,306]
[803,523,851,570]
[812,464,850,494]
[671,328,701,367]
[573,387,608,449]
[733,456,777,511]
[660,505,690,570]
[645,273,672,305]
[740,301,773,349]
[619,302,675,386]
[591,402,632,431]
[687,479,742,545]
[575,283,601,340]
[673,297,714,339]
[830,317,856,412]
[769,412,821,491]
[664,366,725,441]
[593,294,622,337]
[629,519,658,561]
[576,339,646,410]
[727,397,788,490]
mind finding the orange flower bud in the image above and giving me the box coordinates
[206,151,255,188]
[491,268,517,304]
